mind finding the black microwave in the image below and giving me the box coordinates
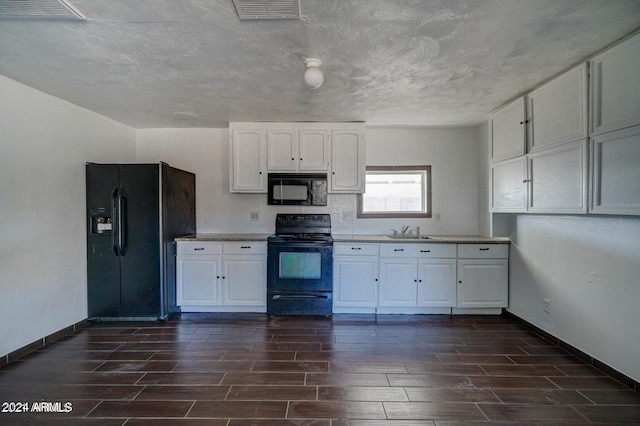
[268,173,328,206]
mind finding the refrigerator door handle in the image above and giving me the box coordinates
[118,192,127,256]
[111,187,119,256]
[117,190,127,256]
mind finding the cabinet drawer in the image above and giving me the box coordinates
[380,243,455,258]
[223,242,267,255]
[177,242,222,255]
[458,244,509,259]
[334,243,379,256]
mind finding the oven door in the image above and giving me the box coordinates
[267,242,333,292]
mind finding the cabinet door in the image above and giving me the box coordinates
[591,125,640,215]
[591,33,640,135]
[299,129,330,171]
[489,97,526,162]
[330,129,365,193]
[528,64,588,151]
[333,256,378,308]
[230,129,267,192]
[456,259,508,308]
[267,129,298,171]
[417,259,456,307]
[177,255,221,306]
[491,156,528,212]
[528,139,588,214]
[222,256,267,307]
[378,258,417,307]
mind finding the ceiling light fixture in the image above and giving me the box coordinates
[303,58,323,89]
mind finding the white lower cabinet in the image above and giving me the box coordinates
[177,242,266,312]
[417,259,457,307]
[378,258,419,308]
[378,243,457,314]
[456,244,509,310]
[333,242,509,314]
[333,243,379,313]
[177,255,222,306]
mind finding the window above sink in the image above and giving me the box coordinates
[357,165,432,218]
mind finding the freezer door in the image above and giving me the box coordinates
[86,163,121,317]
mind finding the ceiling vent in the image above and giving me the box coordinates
[0,0,85,20]
[232,0,300,20]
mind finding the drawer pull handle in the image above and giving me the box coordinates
[479,248,490,251]
[420,250,431,253]
[194,247,205,251]
[394,248,404,252]
[351,247,361,250]
[241,246,251,249]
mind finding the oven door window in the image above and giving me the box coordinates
[279,252,322,279]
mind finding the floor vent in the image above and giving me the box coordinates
[0,0,85,20]
[232,0,300,20]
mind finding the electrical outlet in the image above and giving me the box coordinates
[434,213,441,222]
[543,298,551,313]
[250,211,259,221]
[342,211,354,221]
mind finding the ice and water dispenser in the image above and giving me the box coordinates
[89,206,112,234]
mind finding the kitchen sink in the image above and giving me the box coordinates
[384,235,432,240]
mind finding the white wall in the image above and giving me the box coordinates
[476,122,491,237]
[135,126,481,236]
[0,76,136,357]
[504,215,640,382]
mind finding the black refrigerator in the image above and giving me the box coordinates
[86,163,195,321]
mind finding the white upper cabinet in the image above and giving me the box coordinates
[330,129,366,193]
[267,129,330,171]
[528,139,589,214]
[491,156,528,212]
[591,32,640,136]
[299,129,330,171]
[230,128,267,193]
[591,125,640,215]
[527,64,588,151]
[266,129,298,171]
[230,123,364,193]
[489,97,527,162]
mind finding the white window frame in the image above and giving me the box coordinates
[357,165,432,218]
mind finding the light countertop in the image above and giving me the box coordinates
[332,234,510,244]
[175,233,272,242]
[176,233,509,244]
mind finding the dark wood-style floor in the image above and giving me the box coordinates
[1,313,639,425]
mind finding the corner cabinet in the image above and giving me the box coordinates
[176,241,267,312]
[230,123,366,193]
[456,244,509,310]
[230,128,267,193]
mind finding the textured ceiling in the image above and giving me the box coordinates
[1,0,640,128]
